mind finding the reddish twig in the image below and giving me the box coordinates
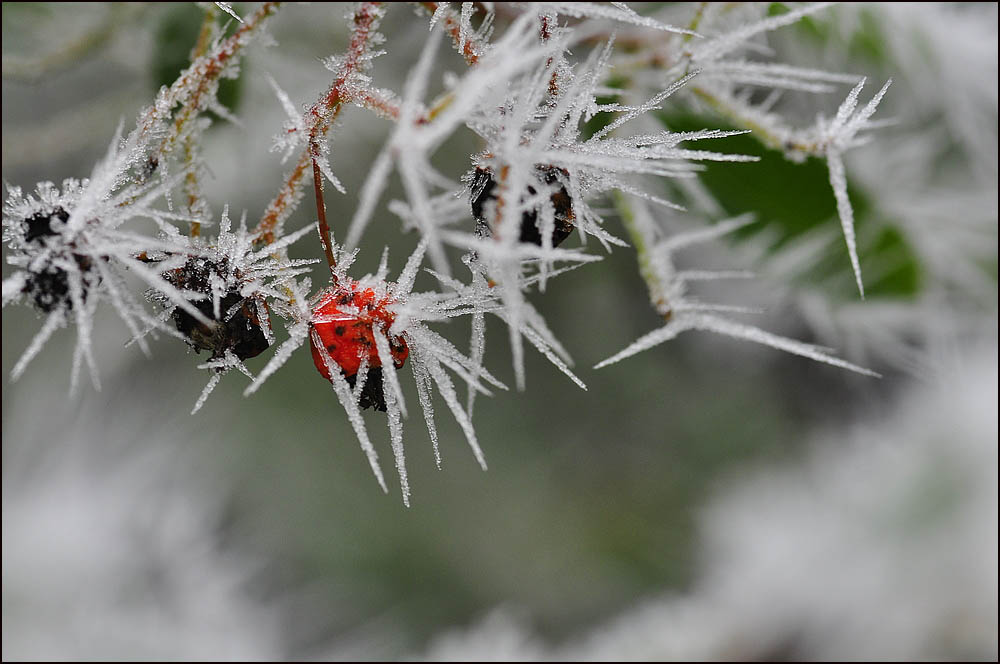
[311,147,338,277]
[138,2,282,156]
[183,5,220,237]
[254,2,386,247]
[417,2,484,66]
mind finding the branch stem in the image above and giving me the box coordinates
[184,5,219,238]
[417,2,483,65]
[254,2,385,247]
[612,190,673,319]
[311,150,338,277]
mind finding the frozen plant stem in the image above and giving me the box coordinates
[182,4,220,238]
[418,2,483,66]
[613,190,672,319]
[311,150,338,276]
[254,2,386,247]
[141,2,283,163]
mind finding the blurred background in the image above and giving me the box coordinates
[2,3,997,660]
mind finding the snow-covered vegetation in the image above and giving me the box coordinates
[3,2,909,500]
[2,2,996,659]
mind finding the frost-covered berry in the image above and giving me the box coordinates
[470,165,576,247]
[24,259,95,313]
[15,206,100,313]
[309,280,408,412]
[23,206,69,243]
[165,256,271,361]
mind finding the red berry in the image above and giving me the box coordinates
[309,280,408,383]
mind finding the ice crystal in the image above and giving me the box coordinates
[821,77,893,298]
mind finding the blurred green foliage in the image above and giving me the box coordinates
[772,3,891,64]
[661,113,922,299]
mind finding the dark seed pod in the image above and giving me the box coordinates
[23,206,69,243]
[166,257,271,361]
[470,165,576,247]
[24,255,94,313]
[172,290,271,361]
[25,264,71,313]
[19,207,97,313]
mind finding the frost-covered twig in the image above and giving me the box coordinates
[138,2,282,173]
[255,2,386,246]
[417,2,489,65]
[602,194,877,377]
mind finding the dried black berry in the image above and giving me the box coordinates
[19,208,96,313]
[172,290,270,361]
[23,206,70,243]
[166,257,271,361]
[25,265,70,313]
[470,166,576,247]
[23,258,96,312]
